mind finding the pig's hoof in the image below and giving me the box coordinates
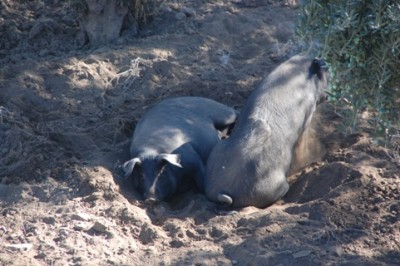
[145,197,158,205]
[217,193,233,206]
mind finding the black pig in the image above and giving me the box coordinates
[204,55,329,208]
[123,97,237,204]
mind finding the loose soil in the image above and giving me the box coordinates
[0,1,399,265]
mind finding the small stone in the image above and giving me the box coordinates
[85,192,103,202]
[42,217,56,225]
[73,222,89,231]
[265,223,281,233]
[210,226,223,238]
[72,256,83,263]
[34,252,46,259]
[186,229,197,239]
[106,231,115,239]
[58,228,69,239]
[326,198,335,205]
[293,250,311,258]
[71,212,91,222]
[91,221,107,233]
[170,239,184,248]
[196,228,207,235]
[6,243,33,251]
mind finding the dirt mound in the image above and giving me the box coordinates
[0,1,399,265]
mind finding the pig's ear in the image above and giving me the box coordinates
[311,58,328,80]
[159,153,183,168]
[123,158,141,177]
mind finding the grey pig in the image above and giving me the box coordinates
[204,55,329,208]
[123,96,237,204]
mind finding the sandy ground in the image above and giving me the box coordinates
[0,0,399,265]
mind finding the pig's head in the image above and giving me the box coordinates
[123,153,182,204]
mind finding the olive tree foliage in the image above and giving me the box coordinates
[296,0,400,141]
[72,0,158,46]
